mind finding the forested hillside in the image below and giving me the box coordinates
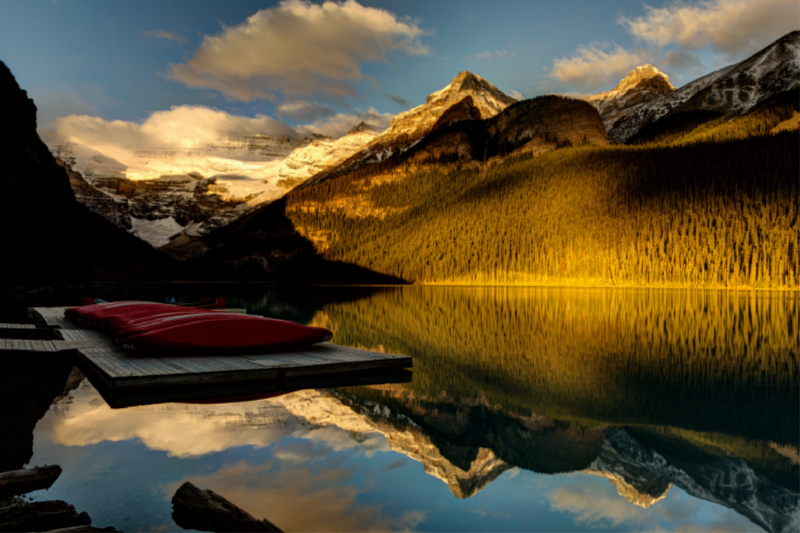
[282,95,799,288]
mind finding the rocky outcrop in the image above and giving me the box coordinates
[584,64,675,131]
[486,96,608,155]
[608,30,800,142]
[430,96,483,132]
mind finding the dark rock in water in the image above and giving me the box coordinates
[0,465,62,499]
[0,499,91,532]
[172,481,282,532]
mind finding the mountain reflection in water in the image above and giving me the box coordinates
[25,286,799,532]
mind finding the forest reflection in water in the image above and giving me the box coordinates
[24,286,800,532]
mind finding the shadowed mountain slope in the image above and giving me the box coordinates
[0,61,175,287]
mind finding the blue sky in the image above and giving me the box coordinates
[1,0,796,137]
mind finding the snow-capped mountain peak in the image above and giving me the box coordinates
[613,64,674,93]
[386,70,517,139]
[606,30,800,142]
[585,64,675,131]
[347,121,383,136]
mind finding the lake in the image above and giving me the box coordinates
[6,285,798,532]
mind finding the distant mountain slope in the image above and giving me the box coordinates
[305,71,518,186]
[192,94,608,276]
[608,30,800,142]
[50,121,381,252]
[584,64,675,131]
[0,61,174,286]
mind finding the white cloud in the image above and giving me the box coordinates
[141,30,187,45]
[277,100,334,121]
[549,0,798,92]
[470,50,514,61]
[54,105,297,153]
[549,44,649,93]
[621,0,800,59]
[47,105,302,197]
[296,107,393,137]
[169,0,430,102]
[507,90,523,101]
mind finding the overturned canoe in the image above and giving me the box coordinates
[122,317,333,355]
[66,301,333,355]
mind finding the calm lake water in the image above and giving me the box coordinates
[6,285,799,532]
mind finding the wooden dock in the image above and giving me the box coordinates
[0,307,412,407]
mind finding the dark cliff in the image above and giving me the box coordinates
[0,61,174,287]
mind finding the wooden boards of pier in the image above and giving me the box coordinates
[19,307,412,408]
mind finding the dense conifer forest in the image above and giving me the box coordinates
[284,98,799,288]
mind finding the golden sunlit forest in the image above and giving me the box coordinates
[285,99,799,288]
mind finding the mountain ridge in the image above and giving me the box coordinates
[584,64,675,131]
[608,30,800,142]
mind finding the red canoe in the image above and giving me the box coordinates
[122,316,333,355]
[66,301,333,355]
[110,312,262,341]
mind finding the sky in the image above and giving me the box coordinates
[1,0,797,144]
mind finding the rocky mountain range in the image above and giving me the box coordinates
[176,72,608,270]
[588,429,799,533]
[592,30,800,142]
[2,31,797,283]
[304,70,520,186]
[49,122,383,249]
[584,64,675,132]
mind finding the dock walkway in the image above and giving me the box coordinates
[0,307,412,407]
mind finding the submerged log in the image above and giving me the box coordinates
[171,482,282,532]
[0,499,90,532]
[0,465,62,499]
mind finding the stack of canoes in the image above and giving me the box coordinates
[65,301,333,356]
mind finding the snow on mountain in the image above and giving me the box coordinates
[607,30,800,142]
[586,429,800,533]
[383,70,517,141]
[584,64,675,132]
[271,122,383,191]
[304,71,518,185]
[47,123,382,249]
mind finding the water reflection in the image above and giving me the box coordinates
[23,286,799,532]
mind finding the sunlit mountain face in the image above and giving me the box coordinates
[21,285,798,533]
